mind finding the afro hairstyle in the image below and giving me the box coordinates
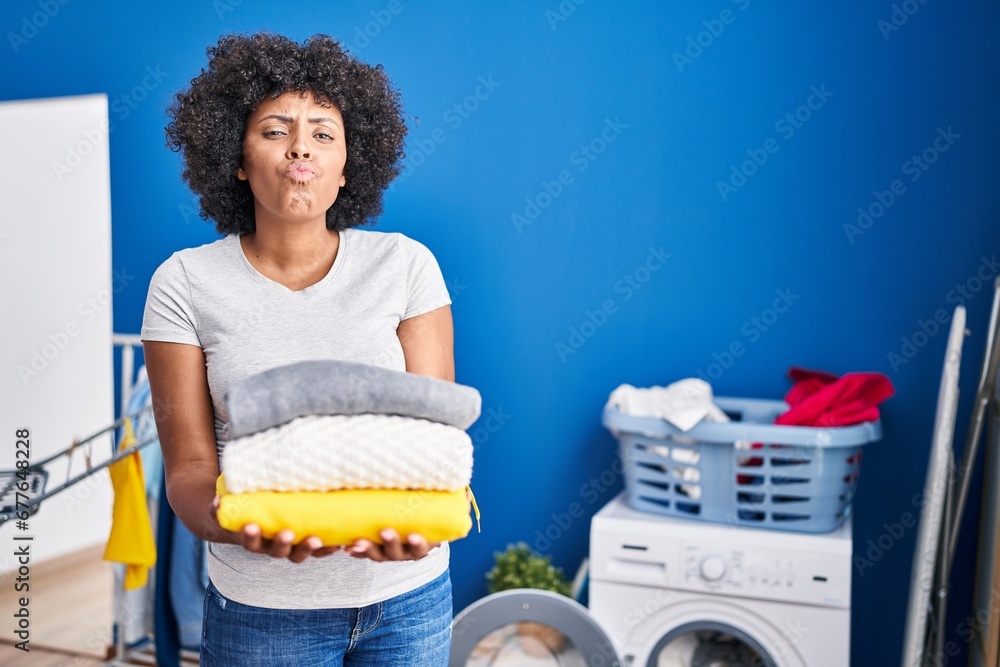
[165,32,408,234]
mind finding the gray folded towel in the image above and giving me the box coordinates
[225,359,482,439]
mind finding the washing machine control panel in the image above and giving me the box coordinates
[681,545,849,607]
[588,496,853,608]
[686,548,795,587]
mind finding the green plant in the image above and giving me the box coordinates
[486,542,572,597]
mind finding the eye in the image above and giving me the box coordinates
[263,130,286,138]
[315,132,334,141]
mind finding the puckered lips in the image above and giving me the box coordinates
[286,161,315,182]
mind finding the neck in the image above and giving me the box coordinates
[242,218,339,271]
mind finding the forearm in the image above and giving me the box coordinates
[166,460,238,545]
[143,341,233,543]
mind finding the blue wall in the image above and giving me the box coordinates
[3,1,998,664]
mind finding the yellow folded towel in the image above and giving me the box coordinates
[215,474,480,546]
[103,417,156,590]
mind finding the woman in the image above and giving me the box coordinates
[141,33,455,666]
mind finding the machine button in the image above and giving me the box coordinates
[699,555,727,582]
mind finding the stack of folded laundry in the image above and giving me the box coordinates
[214,359,482,547]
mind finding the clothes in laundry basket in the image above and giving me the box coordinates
[775,365,894,427]
[606,378,728,500]
[605,379,730,432]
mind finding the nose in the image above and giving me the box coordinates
[286,127,311,160]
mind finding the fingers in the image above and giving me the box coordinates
[348,538,381,560]
[220,492,334,561]
[241,525,296,558]
[347,530,437,561]
[381,529,407,560]
[403,533,431,559]
[288,536,323,563]
[239,525,433,562]
[241,523,264,552]
[268,529,296,559]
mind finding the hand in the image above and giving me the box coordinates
[238,525,343,563]
[212,496,341,563]
[346,528,440,562]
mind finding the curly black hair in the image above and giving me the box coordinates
[165,33,407,234]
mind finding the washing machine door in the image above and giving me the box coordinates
[642,620,782,667]
[450,589,624,667]
[615,595,820,667]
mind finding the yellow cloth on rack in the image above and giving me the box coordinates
[215,474,481,546]
[103,417,156,590]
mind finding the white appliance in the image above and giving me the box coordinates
[588,492,853,667]
[449,493,851,666]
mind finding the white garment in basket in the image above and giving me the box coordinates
[221,413,473,493]
[605,379,729,431]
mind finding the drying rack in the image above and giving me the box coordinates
[0,334,196,665]
[0,406,158,530]
[0,333,158,530]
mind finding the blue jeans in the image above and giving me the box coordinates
[200,568,452,666]
[170,513,209,650]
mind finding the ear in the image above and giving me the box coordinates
[237,166,247,181]
[340,174,346,187]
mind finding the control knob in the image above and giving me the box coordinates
[699,554,727,582]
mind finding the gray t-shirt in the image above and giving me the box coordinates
[140,227,453,609]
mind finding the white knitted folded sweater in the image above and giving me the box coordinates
[221,413,473,493]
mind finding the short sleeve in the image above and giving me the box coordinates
[140,253,202,346]
[398,234,452,320]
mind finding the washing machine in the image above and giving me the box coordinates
[449,492,851,666]
[589,492,853,667]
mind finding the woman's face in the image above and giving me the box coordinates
[237,90,347,226]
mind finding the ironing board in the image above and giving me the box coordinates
[901,305,965,667]
[904,276,1000,666]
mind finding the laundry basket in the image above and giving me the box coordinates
[603,396,882,533]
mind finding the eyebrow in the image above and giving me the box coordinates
[257,114,340,127]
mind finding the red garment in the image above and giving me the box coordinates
[774,366,894,427]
